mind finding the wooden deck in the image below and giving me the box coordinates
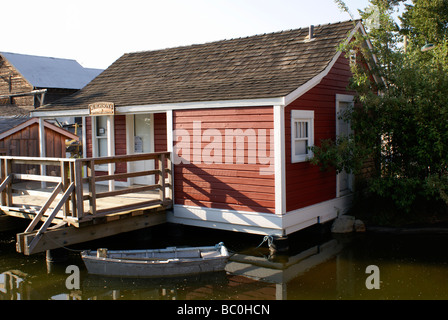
[8,181,162,223]
[0,152,172,255]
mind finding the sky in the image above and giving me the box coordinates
[2,0,378,70]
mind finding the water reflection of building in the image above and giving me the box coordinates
[0,270,31,300]
[226,239,345,300]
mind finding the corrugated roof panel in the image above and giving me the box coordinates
[1,52,102,89]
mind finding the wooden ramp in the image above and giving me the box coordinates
[0,152,172,255]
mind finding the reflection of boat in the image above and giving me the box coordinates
[81,243,229,278]
[80,271,229,300]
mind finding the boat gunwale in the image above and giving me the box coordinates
[80,244,229,265]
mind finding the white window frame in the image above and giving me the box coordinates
[291,110,314,163]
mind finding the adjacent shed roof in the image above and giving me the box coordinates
[37,20,359,112]
[0,117,79,141]
[0,105,33,117]
[0,116,30,135]
[1,52,103,90]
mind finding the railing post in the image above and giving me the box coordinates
[88,159,96,215]
[158,153,166,203]
[5,158,12,207]
[69,161,77,218]
[0,158,5,206]
[74,159,84,219]
[61,160,69,217]
[166,153,173,201]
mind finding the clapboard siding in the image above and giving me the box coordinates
[114,115,127,175]
[173,106,275,214]
[85,116,93,158]
[154,113,167,152]
[285,54,354,212]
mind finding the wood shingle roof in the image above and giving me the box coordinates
[38,20,358,111]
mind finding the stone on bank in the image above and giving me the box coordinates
[331,215,365,233]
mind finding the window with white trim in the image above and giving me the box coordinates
[291,110,314,163]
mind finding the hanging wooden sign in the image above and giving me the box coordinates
[89,102,115,116]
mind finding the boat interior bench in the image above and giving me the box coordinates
[96,247,222,261]
[200,251,221,259]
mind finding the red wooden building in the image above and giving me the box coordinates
[31,20,375,237]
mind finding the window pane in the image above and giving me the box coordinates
[295,140,308,155]
[337,102,352,137]
[338,119,350,137]
[295,121,308,139]
[98,138,108,157]
[96,116,107,136]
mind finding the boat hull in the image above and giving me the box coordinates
[81,244,229,278]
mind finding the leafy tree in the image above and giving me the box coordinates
[312,0,448,215]
[400,0,448,49]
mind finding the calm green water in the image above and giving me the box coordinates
[0,223,447,300]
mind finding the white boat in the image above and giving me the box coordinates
[80,243,230,278]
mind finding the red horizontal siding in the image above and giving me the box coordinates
[85,117,93,158]
[177,199,273,215]
[173,106,275,214]
[285,54,355,212]
[114,115,127,175]
[154,113,167,152]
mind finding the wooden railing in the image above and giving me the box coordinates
[0,152,172,227]
[80,152,172,218]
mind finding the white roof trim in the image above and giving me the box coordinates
[31,97,285,117]
[31,108,90,118]
[116,97,285,114]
